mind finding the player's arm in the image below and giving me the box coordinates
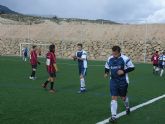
[53,54,58,72]
[53,63,58,72]
[77,52,87,60]
[72,52,77,61]
[118,58,135,76]
[104,59,110,78]
[151,55,154,61]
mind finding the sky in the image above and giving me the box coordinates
[0,0,165,23]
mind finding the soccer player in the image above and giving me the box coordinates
[158,51,165,77]
[151,51,159,74]
[22,47,29,61]
[104,46,135,123]
[29,45,40,80]
[72,43,88,93]
[42,44,58,93]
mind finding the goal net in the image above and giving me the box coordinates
[19,42,51,57]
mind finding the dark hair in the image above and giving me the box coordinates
[112,46,121,52]
[49,44,55,52]
[32,45,37,49]
[156,51,158,53]
[77,43,83,48]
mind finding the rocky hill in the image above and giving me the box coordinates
[0,8,165,62]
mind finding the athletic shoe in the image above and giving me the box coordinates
[42,83,47,89]
[126,108,130,115]
[77,89,86,94]
[109,116,117,123]
[29,76,33,80]
[49,89,55,93]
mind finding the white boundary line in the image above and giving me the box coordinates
[96,94,165,124]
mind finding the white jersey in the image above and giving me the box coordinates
[105,54,134,83]
[76,50,88,68]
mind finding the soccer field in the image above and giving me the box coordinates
[0,56,165,124]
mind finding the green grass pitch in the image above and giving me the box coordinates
[0,56,165,124]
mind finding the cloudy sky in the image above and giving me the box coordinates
[0,0,165,23]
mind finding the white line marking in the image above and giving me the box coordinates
[96,94,165,124]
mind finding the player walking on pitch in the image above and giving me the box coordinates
[72,43,88,93]
[151,51,159,74]
[29,45,40,80]
[158,51,165,77]
[42,44,58,93]
[104,46,135,123]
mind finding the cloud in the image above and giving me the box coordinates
[146,8,165,23]
[0,0,165,23]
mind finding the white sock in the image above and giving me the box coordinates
[80,78,85,90]
[111,100,117,117]
[124,97,129,109]
[160,69,164,77]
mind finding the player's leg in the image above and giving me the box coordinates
[77,67,86,93]
[42,77,51,89]
[109,80,118,123]
[49,72,56,93]
[24,53,27,61]
[153,65,156,74]
[29,65,37,80]
[160,65,164,77]
[81,68,87,90]
[119,83,130,115]
[155,64,159,75]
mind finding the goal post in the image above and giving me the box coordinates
[19,42,51,57]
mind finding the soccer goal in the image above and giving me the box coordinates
[19,42,51,57]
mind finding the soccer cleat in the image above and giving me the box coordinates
[29,76,33,80]
[126,108,130,115]
[42,83,47,89]
[77,89,86,94]
[49,89,55,93]
[29,76,37,80]
[109,116,117,123]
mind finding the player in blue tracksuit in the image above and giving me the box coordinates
[22,47,29,61]
[158,51,165,77]
[104,46,135,123]
[73,43,87,93]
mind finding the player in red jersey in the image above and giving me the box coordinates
[29,45,40,80]
[42,44,58,93]
[151,51,159,74]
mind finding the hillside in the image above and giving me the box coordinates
[0,5,165,62]
[0,5,17,14]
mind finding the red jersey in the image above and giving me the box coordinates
[46,52,56,73]
[151,53,159,64]
[30,50,38,65]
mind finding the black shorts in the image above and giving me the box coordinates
[49,72,56,78]
[24,52,28,57]
[153,64,158,67]
[31,65,37,69]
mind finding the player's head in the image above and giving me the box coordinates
[163,50,165,55]
[49,44,55,52]
[112,46,121,58]
[32,45,37,50]
[77,43,83,51]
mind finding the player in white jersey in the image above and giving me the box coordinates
[104,46,135,123]
[72,43,88,93]
[159,51,165,77]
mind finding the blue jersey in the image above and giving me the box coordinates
[76,50,87,69]
[105,54,134,83]
[159,54,165,65]
[24,48,28,54]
